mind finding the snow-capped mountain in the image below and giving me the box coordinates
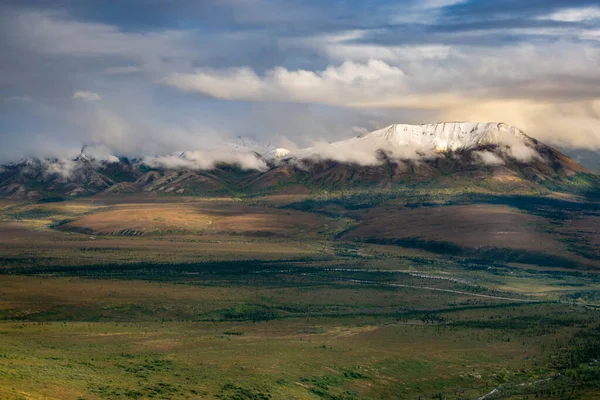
[287,122,538,164]
[346,122,530,152]
[358,122,533,151]
[0,149,139,198]
[0,122,595,199]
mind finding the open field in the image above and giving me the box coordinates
[1,193,600,399]
[1,270,600,400]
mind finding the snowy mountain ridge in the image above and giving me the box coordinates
[0,122,594,199]
[360,122,531,152]
[287,122,537,164]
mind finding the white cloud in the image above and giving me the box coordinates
[165,59,406,106]
[420,0,468,9]
[539,7,600,22]
[473,150,505,166]
[581,29,600,41]
[169,37,600,110]
[165,67,263,100]
[44,158,77,179]
[82,144,120,163]
[73,91,101,101]
[387,0,468,24]
[281,31,452,64]
[297,130,440,166]
[143,149,267,171]
[165,41,600,109]
[504,141,541,162]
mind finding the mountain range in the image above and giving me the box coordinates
[0,122,596,200]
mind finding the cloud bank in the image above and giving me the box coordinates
[164,60,407,106]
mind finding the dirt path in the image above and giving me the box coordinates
[342,278,542,303]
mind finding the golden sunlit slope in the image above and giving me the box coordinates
[60,201,338,237]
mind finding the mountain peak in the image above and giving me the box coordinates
[366,122,529,152]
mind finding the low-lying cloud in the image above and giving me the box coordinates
[472,150,505,166]
[298,134,440,166]
[43,158,78,179]
[300,131,542,167]
[142,150,267,171]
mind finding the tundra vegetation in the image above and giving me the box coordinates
[0,189,599,399]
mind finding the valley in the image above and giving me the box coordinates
[1,180,600,399]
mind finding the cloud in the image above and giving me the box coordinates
[388,0,470,24]
[298,131,440,166]
[539,7,600,22]
[165,59,408,106]
[442,99,600,151]
[472,150,505,166]
[9,10,192,62]
[302,140,384,165]
[421,0,469,9]
[38,148,120,180]
[83,109,132,147]
[505,141,541,162]
[105,65,141,75]
[166,39,600,109]
[81,144,121,163]
[43,158,77,179]
[70,107,235,158]
[73,91,101,101]
[143,149,267,171]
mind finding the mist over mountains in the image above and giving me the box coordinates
[1,122,595,200]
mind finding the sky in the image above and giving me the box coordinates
[1,0,600,169]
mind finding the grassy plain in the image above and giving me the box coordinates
[1,193,600,399]
[2,272,600,400]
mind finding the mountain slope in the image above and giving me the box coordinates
[249,122,593,192]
